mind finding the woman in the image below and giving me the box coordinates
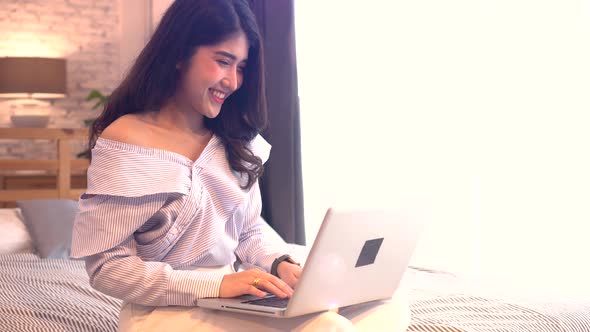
[71,0,410,330]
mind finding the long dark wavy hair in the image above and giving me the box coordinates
[89,0,267,190]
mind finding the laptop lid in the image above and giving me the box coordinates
[284,207,424,317]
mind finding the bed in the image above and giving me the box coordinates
[0,128,122,331]
[401,267,590,331]
[2,128,590,332]
[0,251,120,331]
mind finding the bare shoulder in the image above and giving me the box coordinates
[100,114,151,145]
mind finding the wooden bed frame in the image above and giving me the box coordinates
[0,128,89,203]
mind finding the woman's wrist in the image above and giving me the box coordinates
[270,254,299,277]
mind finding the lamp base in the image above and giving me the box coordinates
[10,115,50,128]
[8,98,51,128]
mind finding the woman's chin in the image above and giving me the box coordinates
[203,109,221,119]
[196,104,221,119]
[202,101,222,119]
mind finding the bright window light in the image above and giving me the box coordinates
[295,0,590,299]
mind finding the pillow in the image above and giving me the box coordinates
[16,199,79,259]
[0,208,35,255]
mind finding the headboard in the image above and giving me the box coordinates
[0,128,89,204]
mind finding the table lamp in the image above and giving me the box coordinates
[0,57,67,128]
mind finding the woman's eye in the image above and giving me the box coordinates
[238,67,245,73]
[217,60,230,66]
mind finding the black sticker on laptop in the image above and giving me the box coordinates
[355,238,384,268]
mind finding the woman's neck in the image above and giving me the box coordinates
[150,97,209,136]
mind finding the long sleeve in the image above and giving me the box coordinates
[70,133,281,306]
[72,194,225,307]
[234,182,288,273]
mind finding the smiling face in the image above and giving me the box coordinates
[176,30,249,119]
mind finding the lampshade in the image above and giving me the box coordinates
[0,57,67,99]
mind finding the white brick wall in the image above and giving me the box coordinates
[0,0,121,159]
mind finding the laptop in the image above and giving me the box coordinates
[197,206,424,318]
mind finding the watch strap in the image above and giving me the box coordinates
[271,254,300,276]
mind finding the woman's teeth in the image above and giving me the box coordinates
[211,89,225,100]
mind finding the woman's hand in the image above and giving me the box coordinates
[219,269,294,299]
[277,261,302,289]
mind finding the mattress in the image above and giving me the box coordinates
[404,267,590,331]
[1,253,590,332]
[0,253,120,332]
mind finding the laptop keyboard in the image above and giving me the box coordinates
[241,295,290,308]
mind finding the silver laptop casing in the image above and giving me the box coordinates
[197,207,424,318]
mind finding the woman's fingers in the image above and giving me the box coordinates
[247,285,267,298]
[228,268,296,299]
[247,270,293,297]
[267,274,294,296]
[257,279,288,298]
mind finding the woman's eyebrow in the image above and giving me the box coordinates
[214,51,247,63]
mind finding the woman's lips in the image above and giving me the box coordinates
[209,88,226,104]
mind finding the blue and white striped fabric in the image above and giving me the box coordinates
[0,253,121,332]
[403,268,590,332]
[70,134,288,307]
[2,253,589,332]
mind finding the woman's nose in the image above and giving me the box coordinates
[222,69,239,92]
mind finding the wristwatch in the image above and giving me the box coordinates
[271,254,300,276]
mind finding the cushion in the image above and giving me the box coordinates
[16,199,79,259]
[0,208,35,255]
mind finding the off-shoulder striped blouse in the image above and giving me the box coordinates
[70,134,287,307]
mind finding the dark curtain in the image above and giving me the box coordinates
[248,0,305,245]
